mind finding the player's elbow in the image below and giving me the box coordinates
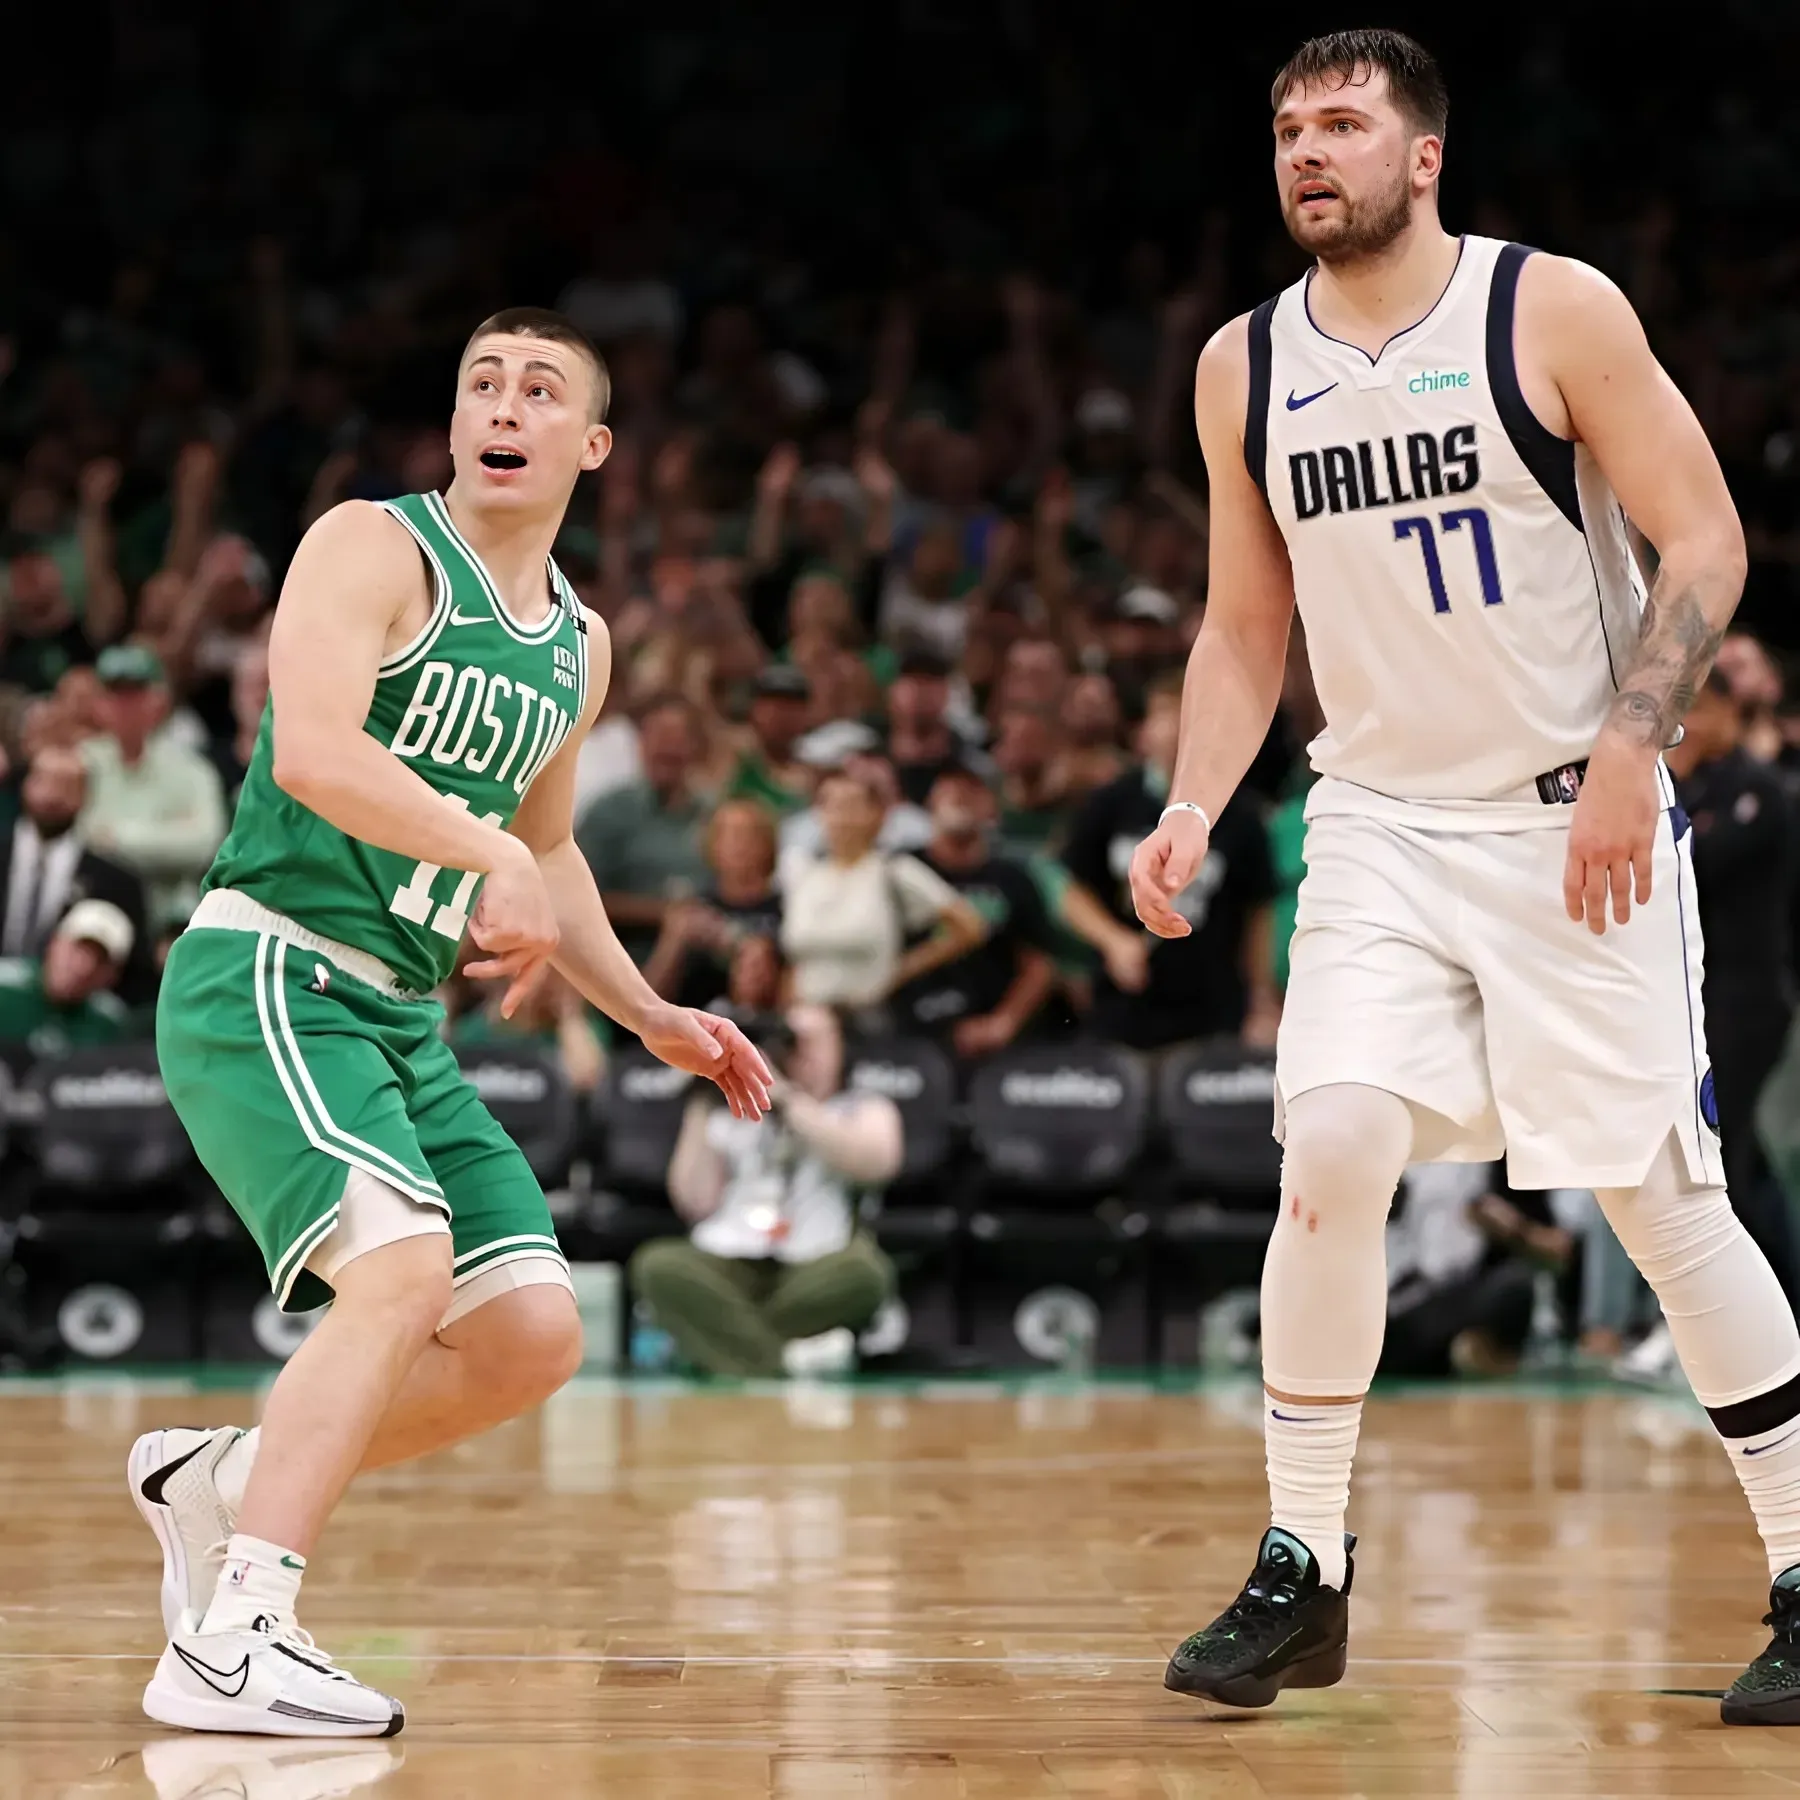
[270,725,336,808]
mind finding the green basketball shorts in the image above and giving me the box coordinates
[157,902,567,1315]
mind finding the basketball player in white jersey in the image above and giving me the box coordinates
[1132,30,1800,1724]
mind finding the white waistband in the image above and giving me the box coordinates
[189,889,422,998]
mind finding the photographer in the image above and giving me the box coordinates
[629,1004,899,1377]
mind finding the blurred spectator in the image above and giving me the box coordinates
[745,442,891,653]
[885,651,981,805]
[448,967,605,1096]
[1667,669,1797,1294]
[992,700,1074,854]
[78,644,228,931]
[879,522,971,665]
[1062,673,1278,1050]
[1060,672,1130,802]
[0,527,117,696]
[780,765,982,1026]
[0,897,136,1058]
[781,741,932,861]
[1379,1165,1560,1379]
[0,741,149,993]
[574,694,712,965]
[892,766,1057,1057]
[211,635,271,804]
[630,1004,900,1377]
[644,799,784,1011]
[724,665,814,819]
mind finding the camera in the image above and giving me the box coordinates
[736,1010,797,1073]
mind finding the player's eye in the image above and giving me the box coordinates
[529,385,551,400]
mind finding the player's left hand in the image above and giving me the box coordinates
[637,1001,775,1121]
[1564,739,1661,934]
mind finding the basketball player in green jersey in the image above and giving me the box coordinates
[130,307,772,1738]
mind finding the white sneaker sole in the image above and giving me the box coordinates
[128,1429,193,1641]
[142,1670,405,1738]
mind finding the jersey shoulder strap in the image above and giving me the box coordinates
[1242,295,1280,504]
[1483,243,1582,531]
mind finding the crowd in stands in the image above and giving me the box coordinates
[8,11,1800,1372]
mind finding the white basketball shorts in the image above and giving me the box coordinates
[1276,801,1723,1191]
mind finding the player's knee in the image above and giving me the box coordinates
[1279,1084,1413,1224]
[468,1284,583,1411]
[331,1234,455,1343]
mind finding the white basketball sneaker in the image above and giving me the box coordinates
[143,1613,405,1738]
[130,1427,245,1636]
[139,1732,404,1798]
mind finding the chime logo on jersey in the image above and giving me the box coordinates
[1288,425,1482,521]
[387,658,573,793]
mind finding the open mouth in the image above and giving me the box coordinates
[1297,185,1338,208]
[480,448,528,471]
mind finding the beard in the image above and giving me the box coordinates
[1284,168,1414,265]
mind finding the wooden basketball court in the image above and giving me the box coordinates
[3,1376,1794,1797]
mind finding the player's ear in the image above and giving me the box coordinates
[1414,131,1443,189]
[581,423,613,473]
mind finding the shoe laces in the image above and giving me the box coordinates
[1764,1585,1800,1644]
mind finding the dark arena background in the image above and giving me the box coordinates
[5,4,1800,1794]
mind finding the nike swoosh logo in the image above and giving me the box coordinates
[1286,383,1338,410]
[174,1640,251,1697]
[448,608,487,626]
[1745,1427,1800,1457]
[140,1439,208,1507]
[280,1555,305,1569]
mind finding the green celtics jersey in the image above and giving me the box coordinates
[204,490,590,994]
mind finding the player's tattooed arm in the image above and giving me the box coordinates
[1521,255,1745,757]
[1605,579,1729,752]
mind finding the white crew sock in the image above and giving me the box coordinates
[1265,1399,1362,1591]
[1721,1419,1800,1581]
[197,1532,305,1636]
[213,1426,259,1516]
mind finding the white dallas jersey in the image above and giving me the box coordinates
[1252,235,1645,827]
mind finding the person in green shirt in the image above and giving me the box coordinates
[0,897,136,1057]
[574,693,713,964]
[723,665,813,819]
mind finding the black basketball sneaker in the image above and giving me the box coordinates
[1722,1564,1800,1725]
[1163,1526,1354,1707]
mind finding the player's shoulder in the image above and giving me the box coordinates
[280,499,428,617]
[1192,312,1256,438]
[1514,251,1641,341]
[290,499,424,582]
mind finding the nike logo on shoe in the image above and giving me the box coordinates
[448,608,488,626]
[173,1640,251,1697]
[140,1440,209,1507]
[1286,384,1338,410]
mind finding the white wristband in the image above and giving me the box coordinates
[1160,801,1212,833]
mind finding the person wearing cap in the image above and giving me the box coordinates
[78,643,229,931]
[0,897,137,1060]
[723,664,814,819]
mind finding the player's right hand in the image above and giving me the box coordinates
[464,839,560,1016]
[1129,811,1209,939]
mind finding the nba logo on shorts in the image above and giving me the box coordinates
[1700,1067,1720,1133]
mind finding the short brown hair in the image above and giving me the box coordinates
[462,306,612,423]
[1271,29,1448,139]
